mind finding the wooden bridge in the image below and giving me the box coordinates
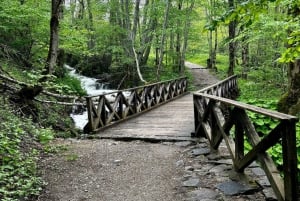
[84,76,298,201]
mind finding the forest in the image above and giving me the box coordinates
[0,0,299,200]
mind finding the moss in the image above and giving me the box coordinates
[289,99,300,116]
[277,90,300,115]
[277,92,290,114]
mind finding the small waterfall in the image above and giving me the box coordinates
[65,65,115,129]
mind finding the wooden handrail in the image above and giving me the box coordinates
[86,76,187,98]
[84,77,188,133]
[193,90,298,201]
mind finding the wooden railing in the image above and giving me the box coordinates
[193,77,298,201]
[84,77,188,133]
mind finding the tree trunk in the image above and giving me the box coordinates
[278,60,300,115]
[86,0,95,50]
[131,0,146,83]
[45,0,63,75]
[139,0,156,66]
[277,5,300,116]
[156,0,171,80]
[180,0,195,75]
[227,0,235,76]
[212,29,217,70]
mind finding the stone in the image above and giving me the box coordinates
[198,138,207,143]
[209,164,231,174]
[186,188,220,200]
[215,159,233,165]
[176,160,184,167]
[257,176,271,187]
[175,141,193,147]
[249,161,259,167]
[251,167,265,176]
[191,148,210,156]
[182,178,201,187]
[113,159,122,166]
[216,180,259,195]
[206,153,221,160]
[185,166,194,171]
[262,187,277,200]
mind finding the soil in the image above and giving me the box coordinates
[38,139,185,201]
[37,63,267,201]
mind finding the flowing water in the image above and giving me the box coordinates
[65,65,115,129]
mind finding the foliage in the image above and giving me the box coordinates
[0,0,49,61]
[242,99,278,135]
[0,105,57,201]
[54,74,87,96]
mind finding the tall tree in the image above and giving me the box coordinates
[178,0,195,74]
[86,0,95,49]
[227,0,236,76]
[205,0,218,70]
[45,0,64,75]
[157,0,171,80]
[278,3,300,115]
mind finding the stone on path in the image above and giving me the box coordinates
[175,141,193,147]
[186,188,220,200]
[183,178,201,187]
[191,148,210,156]
[216,180,259,196]
[262,188,277,200]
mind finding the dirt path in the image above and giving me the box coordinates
[38,63,270,201]
[38,139,185,201]
[185,61,219,89]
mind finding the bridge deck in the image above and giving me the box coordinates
[93,94,195,141]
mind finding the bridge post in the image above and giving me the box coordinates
[281,119,298,201]
[84,97,94,133]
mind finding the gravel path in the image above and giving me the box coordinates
[39,139,185,201]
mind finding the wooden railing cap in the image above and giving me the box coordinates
[85,76,187,98]
[197,75,237,93]
[194,92,298,121]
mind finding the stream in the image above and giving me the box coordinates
[65,65,115,129]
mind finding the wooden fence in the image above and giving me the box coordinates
[84,77,188,133]
[193,76,298,201]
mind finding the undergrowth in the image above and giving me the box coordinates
[0,62,84,200]
[0,104,56,201]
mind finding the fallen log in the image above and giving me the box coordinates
[0,73,78,99]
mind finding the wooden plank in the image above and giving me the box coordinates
[211,106,236,161]
[93,94,194,141]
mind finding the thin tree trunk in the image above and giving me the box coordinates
[180,0,195,74]
[86,0,95,49]
[227,0,236,76]
[212,28,217,70]
[175,1,183,71]
[45,0,63,75]
[157,0,171,80]
[139,0,156,66]
[131,0,146,83]
[241,40,249,78]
